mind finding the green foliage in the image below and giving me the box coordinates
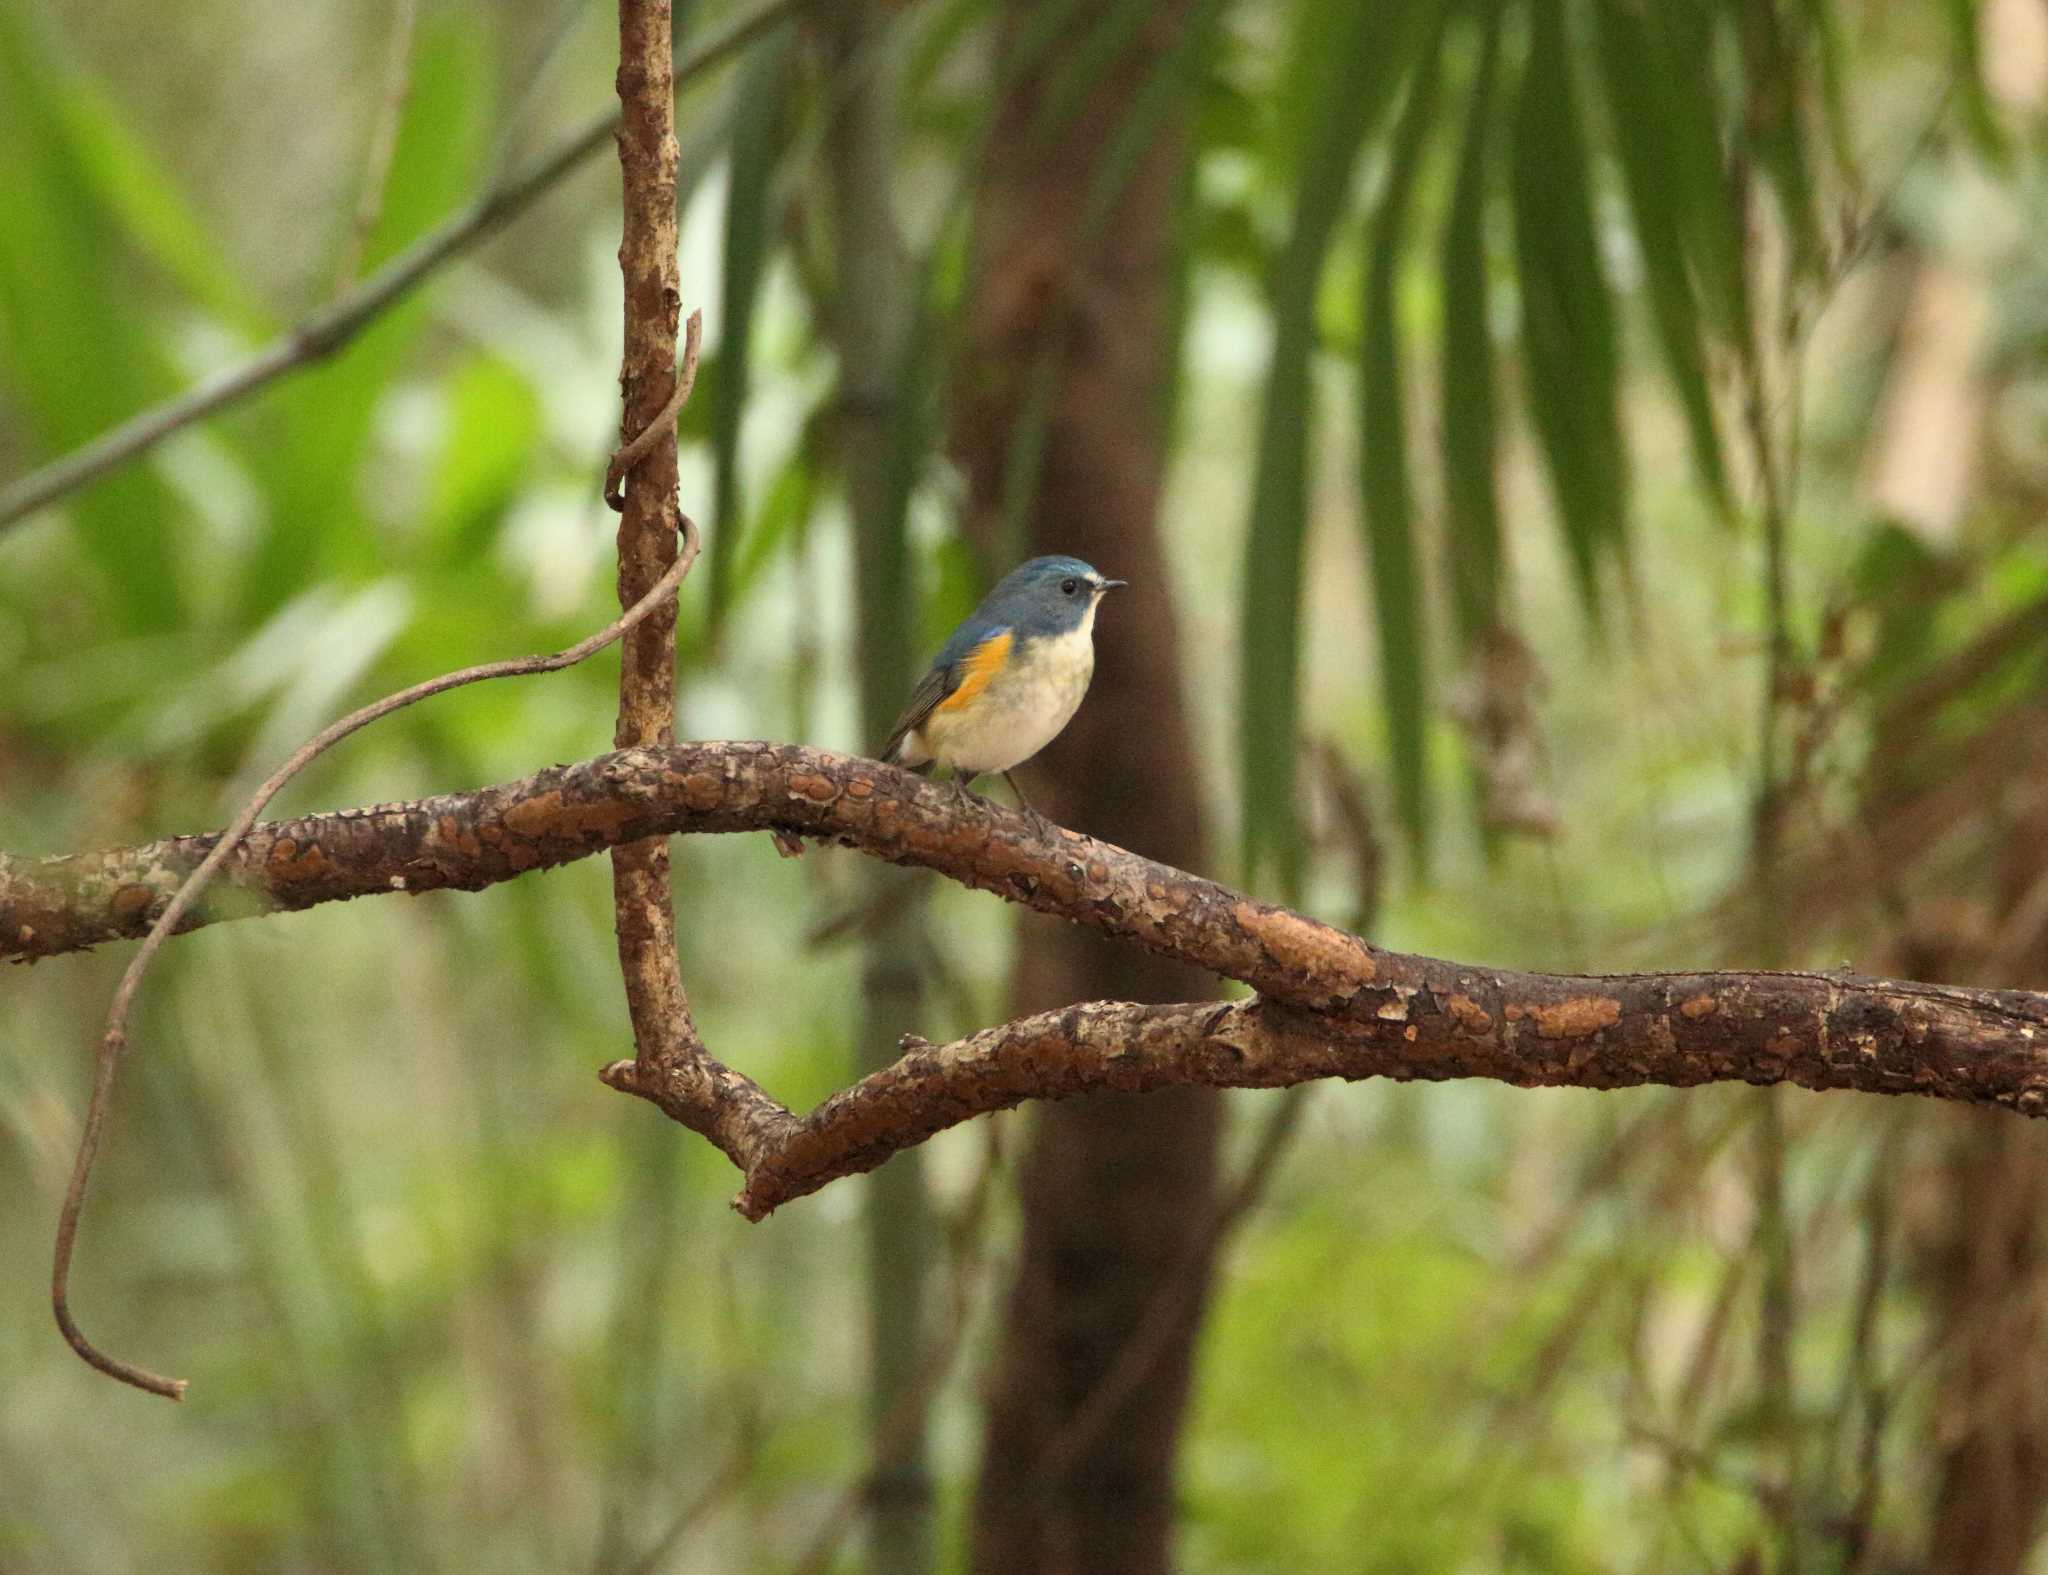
[1239,0,1429,895]
[709,29,795,629]
[1736,0,1828,282]
[1359,3,1452,868]
[1588,0,1734,520]
[0,8,189,630]
[1511,0,1629,613]
[1438,2,1505,651]
[229,11,493,627]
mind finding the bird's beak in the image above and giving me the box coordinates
[1098,578,1128,593]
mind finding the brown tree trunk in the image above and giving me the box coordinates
[951,3,1219,1571]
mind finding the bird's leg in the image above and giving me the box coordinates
[1002,771,1037,815]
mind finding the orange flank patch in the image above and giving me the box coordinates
[937,629,1013,713]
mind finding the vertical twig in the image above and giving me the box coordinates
[611,0,701,1078]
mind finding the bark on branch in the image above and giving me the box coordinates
[8,740,2048,1216]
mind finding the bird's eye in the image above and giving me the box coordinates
[1060,578,1079,596]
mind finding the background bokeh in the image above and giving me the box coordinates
[6,0,2048,1569]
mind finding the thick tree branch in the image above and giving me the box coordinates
[10,741,2048,1211]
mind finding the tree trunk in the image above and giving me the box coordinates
[952,3,1219,1571]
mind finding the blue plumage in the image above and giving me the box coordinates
[881,555,1126,805]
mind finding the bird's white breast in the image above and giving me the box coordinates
[918,604,1098,776]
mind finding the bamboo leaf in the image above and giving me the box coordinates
[1509,0,1628,613]
[232,12,490,623]
[53,72,267,337]
[1797,0,1858,177]
[708,29,794,627]
[423,354,542,567]
[1655,1,1750,347]
[0,9,186,631]
[1736,0,1825,280]
[730,446,818,604]
[1439,0,1505,649]
[1941,0,2008,165]
[1240,0,1429,893]
[1359,6,1451,869]
[1590,0,1731,518]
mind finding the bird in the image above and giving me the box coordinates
[881,554,1126,810]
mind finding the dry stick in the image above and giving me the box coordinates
[0,0,810,534]
[51,533,696,1400]
[606,311,702,512]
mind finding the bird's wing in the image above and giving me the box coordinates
[881,628,1013,763]
[881,665,953,764]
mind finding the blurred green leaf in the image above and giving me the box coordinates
[1439,0,1505,651]
[1080,0,1229,244]
[1590,0,1732,519]
[1240,0,1430,893]
[1269,0,1372,186]
[52,68,268,337]
[901,0,984,111]
[1736,0,1825,280]
[1942,0,2009,165]
[1656,1,1751,347]
[1798,0,1857,176]
[1027,0,1153,155]
[1236,0,1433,892]
[0,8,188,631]
[424,353,541,567]
[1510,0,1628,613]
[1848,519,1956,696]
[709,29,794,628]
[729,444,818,606]
[1359,4,1450,870]
[231,11,491,624]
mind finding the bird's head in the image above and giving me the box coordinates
[989,555,1127,636]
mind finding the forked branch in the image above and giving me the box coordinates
[11,739,2048,1230]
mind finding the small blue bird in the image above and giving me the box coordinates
[883,555,1126,808]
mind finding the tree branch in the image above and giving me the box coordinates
[608,0,721,1160]
[0,0,810,534]
[10,740,2048,1213]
